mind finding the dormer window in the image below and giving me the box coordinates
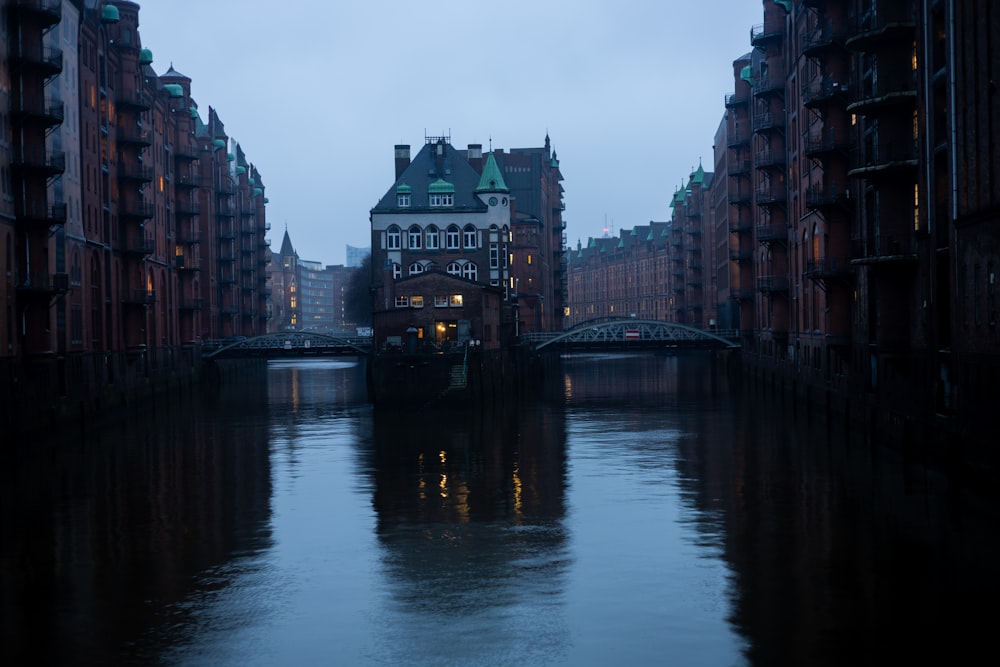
[429,192,453,207]
[428,179,455,207]
[396,183,412,208]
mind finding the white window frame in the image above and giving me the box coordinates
[463,225,477,249]
[395,296,409,308]
[450,294,463,307]
[446,261,463,277]
[397,193,410,207]
[392,262,402,279]
[446,226,460,250]
[410,295,424,308]
[409,262,424,275]
[387,226,401,250]
[435,295,449,307]
[425,225,439,250]
[408,225,422,249]
[462,262,478,282]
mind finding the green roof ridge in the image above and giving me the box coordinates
[428,178,455,194]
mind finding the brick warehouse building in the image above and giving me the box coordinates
[1,1,270,430]
[568,0,999,458]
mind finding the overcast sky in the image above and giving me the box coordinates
[136,1,763,266]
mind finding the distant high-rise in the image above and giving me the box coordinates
[346,245,370,268]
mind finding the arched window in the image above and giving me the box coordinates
[409,262,424,275]
[463,225,477,249]
[408,225,422,249]
[425,225,439,250]
[446,261,463,276]
[446,225,460,250]
[462,262,478,282]
[387,226,401,250]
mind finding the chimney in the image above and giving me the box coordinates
[394,145,410,179]
[467,144,483,173]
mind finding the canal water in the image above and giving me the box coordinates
[2,354,996,666]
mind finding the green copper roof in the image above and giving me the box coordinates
[235,166,246,175]
[253,188,263,197]
[139,48,153,65]
[101,4,120,23]
[213,139,226,149]
[691,159,705,185]
[163,83,183,98]
[774,0,792,12]
[227,152,235,161]
[395,183,412,194]
[740,65,754,85]
[672,186,686,206]
[474,151,510,193]
[189,106,199,118]
[428,178,455,194]
[263,197,269,204]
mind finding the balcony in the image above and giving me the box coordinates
[756,149,786,169]
[19,201,67,227]
[175,173,201,189]
[118,126,151,147]
[9,0,63,26]
[725,91,749,108]
[848,141,918,178]
[15,272,69,297]
[753,76,784,99]
[851,234,918,265]
[14,150,65,178]
[122,289,156,306]
[117,89,152,111]
[120,200,155,220]
[804,128,851,158]
[729,189,753,206]
[848,74,917,113]
[12,46,63,78]
[802,22,847,57]
[846,6,916,52]
[805,182,851,210]
[757,275,790,292]
[753,111,786,133]
[217,200,236,217]
[804,257,854,282]
[177,228,202,244]
[122,236,155,255]
[118,163,153,183]
[12,99,64,129]
[751,22,784,48]
[174,140,199,161]
[728,157,751,176]
[802,77,850,109]
[755,187,787,208]
[729,213,754,234]
[176,197,201,217]
[175,255,200,271]
[756,223,788,244]
[727,132,750,149]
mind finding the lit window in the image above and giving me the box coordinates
[527,254,533,265]
[395,296,409,307]
[387,226,401,249]
[450,294,463,307]
[426,225,439,249]
[408,225,422,249]
[463,225,477,249]
[410,296,424,308]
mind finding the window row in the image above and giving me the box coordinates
[395,294,464,308]
[387,224,482,251]
[391,260,480,281]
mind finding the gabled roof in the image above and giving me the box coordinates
[372,140,488,213]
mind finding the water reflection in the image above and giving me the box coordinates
[0,375,273,664]
[358,404,571,665]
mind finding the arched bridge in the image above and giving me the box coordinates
[203,332,372,360]
[520,319,740,352]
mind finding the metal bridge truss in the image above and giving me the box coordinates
[521,320,740,351]
[204,331,372,359]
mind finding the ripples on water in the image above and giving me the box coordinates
[2,353,996,665]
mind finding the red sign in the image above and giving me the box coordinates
[626,329,640,340]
